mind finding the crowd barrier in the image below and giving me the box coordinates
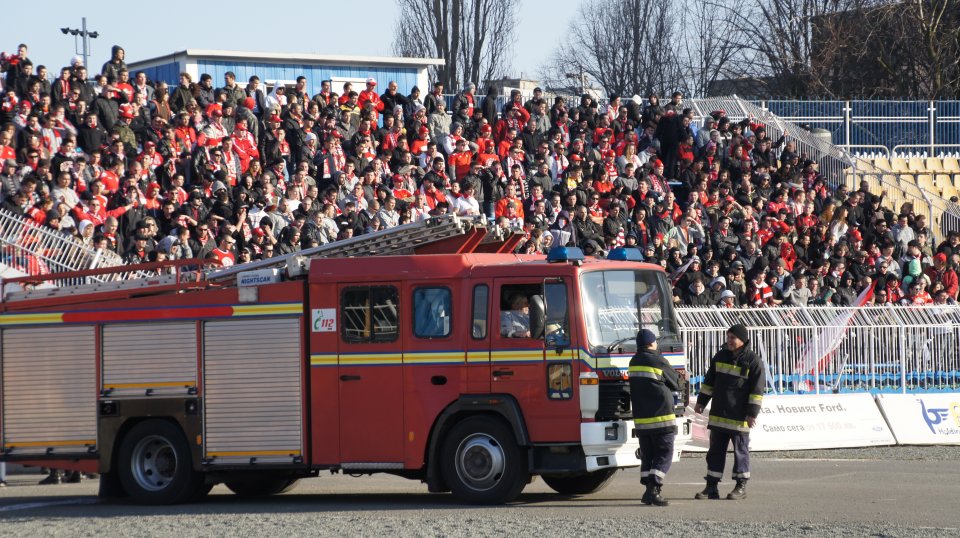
[0,208,141,289]
[676,305,960,395]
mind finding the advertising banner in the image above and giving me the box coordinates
[686,393,895,451]
[875,393,960,445]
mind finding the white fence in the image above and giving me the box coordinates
[677,305,960,394]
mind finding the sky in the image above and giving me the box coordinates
[5,0,573,81]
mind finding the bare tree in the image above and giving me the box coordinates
[897,0,960,98]
[392,0,518,90]
[543,0,684,99]
[676,0,747,96]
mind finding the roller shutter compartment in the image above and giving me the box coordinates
[2,326,97,456]
[203,318,304,465]
[102,322,198,397]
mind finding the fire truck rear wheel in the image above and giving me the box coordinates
[440,416,529,504]
[541,468,618,495]
[116,419,202,505]
[225,477,300,497]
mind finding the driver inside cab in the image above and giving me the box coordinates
[500,294,531,338]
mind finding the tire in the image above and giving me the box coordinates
[225,477,300,497]
[116,419,202,504]
[541,469,618,496]
[440,416,529,504]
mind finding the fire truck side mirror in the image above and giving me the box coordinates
[529,294,545,340]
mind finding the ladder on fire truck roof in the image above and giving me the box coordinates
[1,215,523,305]
[206,214,491,282]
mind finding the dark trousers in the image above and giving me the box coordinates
[705,428,750,482]
[638,431,676,486]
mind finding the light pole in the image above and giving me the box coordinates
[60,17,99,71]
[565,65,587,97]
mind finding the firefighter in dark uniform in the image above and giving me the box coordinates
[693,323,765,500]
[629,329,681,506]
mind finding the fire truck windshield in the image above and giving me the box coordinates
[579,270,679,353]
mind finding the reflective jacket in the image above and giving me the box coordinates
[629,348,680,435]
[696,344,765,433]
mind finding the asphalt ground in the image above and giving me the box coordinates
[2,447,959,537]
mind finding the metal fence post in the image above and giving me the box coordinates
[843,100,851,148]
[929,100,936,156]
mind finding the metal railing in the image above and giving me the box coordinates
[677,305,960,395]
[0,208,138,286]
[688,95,854,187]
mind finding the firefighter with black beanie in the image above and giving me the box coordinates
[629,328,681,506]
[694,323,765,500]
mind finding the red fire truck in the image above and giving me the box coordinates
[0,216,689,504]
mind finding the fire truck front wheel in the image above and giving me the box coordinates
[116,419,202,505]
[541,468,618,495]
[440,416,529,504]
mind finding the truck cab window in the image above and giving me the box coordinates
[342,286,399,343]
[472,285,489,339]
[414,287,452,338]
[543,281,570,348]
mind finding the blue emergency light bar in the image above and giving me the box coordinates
[547,246,585,264]
[607,247,643,261]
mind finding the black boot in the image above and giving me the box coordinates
[65,471,83,484]
[727,479,747,500]
[39,470,63,485]
[694,480,720,500]
[649,485,669,506]
[641,482,654,505]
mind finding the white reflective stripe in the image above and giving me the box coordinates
[639,471,650,477]
[649,469,666,478]
[707,470,723,478]
[628,371,661,380]
[732,472,751,479]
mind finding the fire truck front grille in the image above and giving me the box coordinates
[596,380,631,421]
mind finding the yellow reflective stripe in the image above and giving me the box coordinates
[628,366,663,375]
[466,352,489,363]
[0,312,65,326]
[338,353,403,365]
[4,439,96,448]
[700,384,713,395]
[207,450,301,457]
[749,393,764,403]
[634,414,677,425]
[490,350,543,362]
[103,381,195,389]
[310,354,338,366]
[405,352,464,364]
[231,303,301,316]
[716,362,748,378]
[709,415,750,431]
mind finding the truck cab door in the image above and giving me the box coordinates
[491,278,579,443]
[337,283,405,467]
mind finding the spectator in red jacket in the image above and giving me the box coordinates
[926,253,959,300]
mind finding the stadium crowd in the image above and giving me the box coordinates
[1,42,958,308]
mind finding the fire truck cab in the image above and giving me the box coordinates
[0,240,689,504]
